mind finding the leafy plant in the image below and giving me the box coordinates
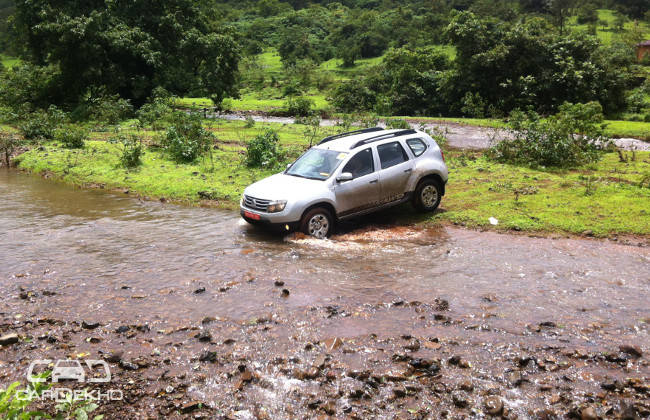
[386,119,411,130]
[161,112,214,163]
[54,125,89,149]
[488,102,611,168]
[136,88,174,130]
[244,116,256,128]
[0,372,50,419]
[285,96,314,117]
[0,130,22,166]
[109,133,144,168]
[245,129,283,168]
[19,106,68,141]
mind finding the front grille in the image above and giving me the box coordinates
[243,195,270,212]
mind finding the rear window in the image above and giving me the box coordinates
[406,138,428,157]
[377,141,409,169]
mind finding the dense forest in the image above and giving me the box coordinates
[0,0,648,120]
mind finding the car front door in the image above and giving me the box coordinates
[376,141,413,204]
[334,148,380,216]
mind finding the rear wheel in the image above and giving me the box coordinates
[413,178,442,212]
[300,207,334,239]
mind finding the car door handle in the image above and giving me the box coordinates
[369,179,378,184]
[404,168,413,173]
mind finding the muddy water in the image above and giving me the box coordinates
[1,168,649,418]
[2,168,648,335]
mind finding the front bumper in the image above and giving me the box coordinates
[240,207,300,229]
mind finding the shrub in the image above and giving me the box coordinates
[18,106,68,141]
[136,88,174,130]
[285,96,314,117]
[0,130,22,166]
[386,119,411,130]
[161,112,214,162]
[245,129,283,168]
[54,124,89,149]
[331,81,377,113]
[110,133,144,168]
[460,92,486,118]
[75,93,133,124]
[488,102,610,168]
[244,116,256,128]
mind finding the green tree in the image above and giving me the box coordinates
[12,0,240,107]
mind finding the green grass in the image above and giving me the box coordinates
[603,120,650,139]
[14,120,650,237]
[431,149,650,237]
[1,54,20,68]
[567,9,650,44]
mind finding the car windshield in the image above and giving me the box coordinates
[286,149,347,180]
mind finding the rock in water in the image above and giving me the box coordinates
[0,333,19,346]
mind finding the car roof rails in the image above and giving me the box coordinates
[350,129,417,149]
[318,127,384,145]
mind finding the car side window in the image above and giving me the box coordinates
[377,141,409,169]
[406,138,428,157]
[342,148,374,178]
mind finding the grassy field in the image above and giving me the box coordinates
[14,119,650,237]
[567,9,650,44]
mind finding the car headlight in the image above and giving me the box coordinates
[267,200,287,213]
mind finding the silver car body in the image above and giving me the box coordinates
[240,128,448,227]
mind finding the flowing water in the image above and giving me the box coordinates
[1,168,648,418]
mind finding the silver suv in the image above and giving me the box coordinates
[240,127,448,238]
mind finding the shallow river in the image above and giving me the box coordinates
[1,168,648,418]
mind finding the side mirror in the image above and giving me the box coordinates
[336,172,353,183]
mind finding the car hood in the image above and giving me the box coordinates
[243,173,328,200]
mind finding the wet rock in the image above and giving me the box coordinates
[459,380,474,392]
[448,355,470,368]
[194,287,206,294]
[274,280,285,287]
[119,360,139,371]
[320,401,336,415]
[434,298,449,311]
[507,371,526,387]
[323,337,343,352]
[82,320,101,330]
[115,325,130,333]
[180,401,204,414]
[103,350,123,363]
[348,385,366,399]
[197,331,212,342]
[619,344,642,358]
[452,391,470,408]
[484,396,503,415]
[581,407,598,420]
[409,358,441,374]
[281,289,290,297]
[539,321,557,329]
[404,339,420,352]
[199,351,217,363]
[0,333,19,346]
[313,355,328,369]
[392,386,407,398]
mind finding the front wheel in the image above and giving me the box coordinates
[300,207,334,239]
[413,178,442,212]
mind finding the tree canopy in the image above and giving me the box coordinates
[11,0,240,106]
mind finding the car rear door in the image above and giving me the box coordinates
[334,148,380,216]
[376,141,413,204]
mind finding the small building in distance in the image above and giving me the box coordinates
[637,40,650,61]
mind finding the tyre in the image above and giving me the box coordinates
[300,207,334,239]
[413,178,442,212]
